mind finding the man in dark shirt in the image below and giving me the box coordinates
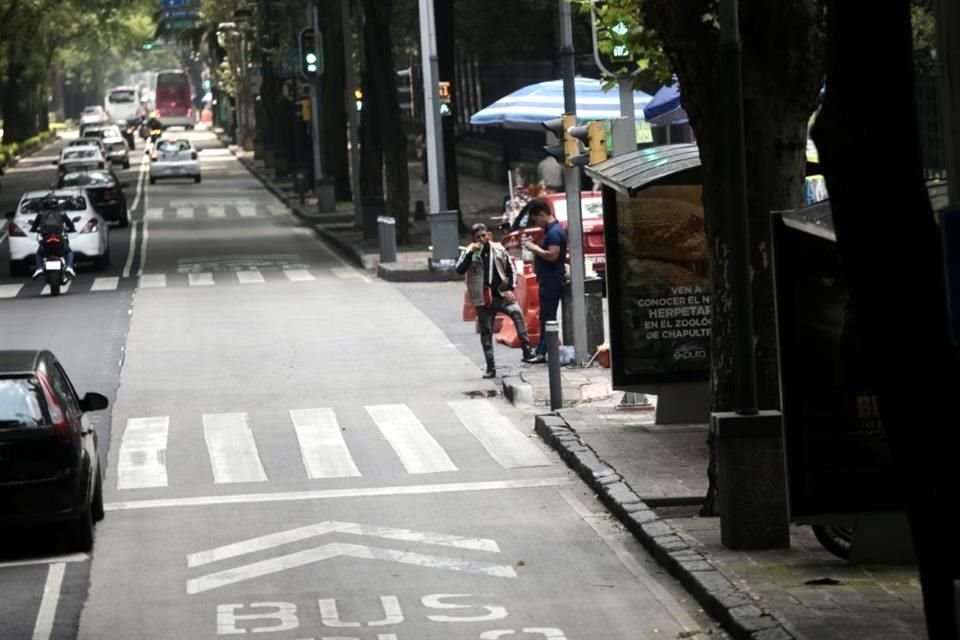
[524,199,567,362]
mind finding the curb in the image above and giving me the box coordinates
[376,262,461,283]
[534,413,795,640]
[2,134,60,173]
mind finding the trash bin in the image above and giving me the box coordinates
[377,216,397,263]
[429,209,460,266]
[361,196,385,240]
[562,277,605,357]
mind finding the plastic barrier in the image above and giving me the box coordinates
[496,262,540,348]
[462,289,477,321]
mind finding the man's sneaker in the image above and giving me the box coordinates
[527,354,547,364]
[65,267,77,278]
[31,268,43,279]
[521,348,538,363]
[482,368,497,379]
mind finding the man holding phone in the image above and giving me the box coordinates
[523,199,567,363]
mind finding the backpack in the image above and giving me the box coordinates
[37,210,65,236]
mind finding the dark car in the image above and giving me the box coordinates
[55,170,129,227]
[0,350,108,551]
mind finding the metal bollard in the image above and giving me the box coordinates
[377,216,397,263]
[294,172,306,207]
[546,321,562,410]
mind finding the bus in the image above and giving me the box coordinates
[153,70,195,130]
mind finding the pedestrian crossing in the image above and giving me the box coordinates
[0,266,373,299]
[115,400,552,490]
[143,203,288,220]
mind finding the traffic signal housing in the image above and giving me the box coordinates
[567,121,608,167]
[542,113,578,167]
[299,28,323,79]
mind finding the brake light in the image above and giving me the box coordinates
[80,218,99,233]
[187,107,193,117]
[8,221,26,237]
[36,372,70,444]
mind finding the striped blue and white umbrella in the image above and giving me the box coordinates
[469,77,653,129]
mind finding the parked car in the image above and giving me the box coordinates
[82,125,130,169]
[55,146,107,174]
[55,170,130,227]
[5,189,111,275]
[0,350,108,552]
[500,191,606,279]
[149,138,200,184]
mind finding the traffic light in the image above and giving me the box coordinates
[567,121,608,166]
[299,28,323,79]
[542,113,577,167]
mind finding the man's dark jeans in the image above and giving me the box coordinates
[536,280,563,355]
[34,239,75,271]
[477,297,531,368]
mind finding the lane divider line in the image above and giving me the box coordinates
[31,562,66,640]
[122,157,148,278]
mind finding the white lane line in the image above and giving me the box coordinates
[105,477,572,512]
[187,542,515,594]
[137,179,150,276]
[366,404,457,474]
[127,155,148,213]
[237,205,257,217]
[0,284,23,298]
[0,230,8,247]
[177,207,194,219]
[117,417,169,489]
[188,520,497,568]
[40,280,71,296]
[138,273,166,288]
[289,409,361,479]
[123,158,148,278]
[448,399,552,469]
[283,269,316,282]
[559,489,702,631]
[207,206,225,218]
[90,276,119,292]
[267,204,288,216]
[31,562,65,640]
[236,270,264,284]
[0,554,88,570]
[202,413,267,484]
[188,272,214,286]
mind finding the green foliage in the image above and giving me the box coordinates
[911,2,936,51]
[0,130,55,167]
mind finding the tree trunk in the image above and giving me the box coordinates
[360,0,409,243]
[644,1,823,515]
[2,48,32,144]
[358,1,383,201]
[320,0,352,201]
[812,2,959,636]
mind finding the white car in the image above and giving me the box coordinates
[56,146,107,174]
[5,190,110,276]
[83,125,130,169]
[149,138,201,184]
[78,106,109,136]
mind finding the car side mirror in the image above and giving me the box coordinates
[79,392,109,412]
[498,222,511,232]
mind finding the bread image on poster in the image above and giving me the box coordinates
[614,187,710,378]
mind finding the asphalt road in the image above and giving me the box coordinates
[0,128,713,640]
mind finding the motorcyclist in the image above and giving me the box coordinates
[145,111,163,154]
[29,200,77,279]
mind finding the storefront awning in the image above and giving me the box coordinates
[584,144,702,196]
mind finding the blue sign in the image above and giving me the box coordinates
[161,0,187,6]
[163,8,197,18]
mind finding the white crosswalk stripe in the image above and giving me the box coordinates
[0,284,23,298]
[366,404,458,474]
[237,205,257,217]
[267,204,288,216]
[146,207,164,220]
[283,269,316,282]
[203,413,268,484]
[290,409,361,479]
[114,403,552,490]
[41,280,72,296]
[188,272,214,286]
[177,207,194,219]
[139,274,167,288]
[117,417,169,489]
[90,276,120,291]
[207,206,226,218]
[236,270,265,284]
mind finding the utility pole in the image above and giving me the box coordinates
[307,2,335,212]
[559,0,589,365]
[418,0,447,213]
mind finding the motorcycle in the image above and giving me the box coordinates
[37,234,71,296]
[123,118,141,150]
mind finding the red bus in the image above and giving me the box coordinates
[153,70,194,129]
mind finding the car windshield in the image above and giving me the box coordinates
[21,196,87,212]
[63,149,99,160]
[157,140,189,152]
[550,196,603,222]
[70,139,100,147]
[100,127,122,138]
[62,172,113,187]
[0,378,45,429]
[82,107,102,115]
[109,90,136,104]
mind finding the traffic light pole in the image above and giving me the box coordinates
[418,0,447,213]
[309,4,324,185]
[559,0,589,366]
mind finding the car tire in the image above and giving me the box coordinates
[123,160,130,170]
[69,504,95,553]
[118,209,130,228]
[194,175,201,184]
[149,176,157,185]
[91,468,105,523]
[8,260,27,278]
